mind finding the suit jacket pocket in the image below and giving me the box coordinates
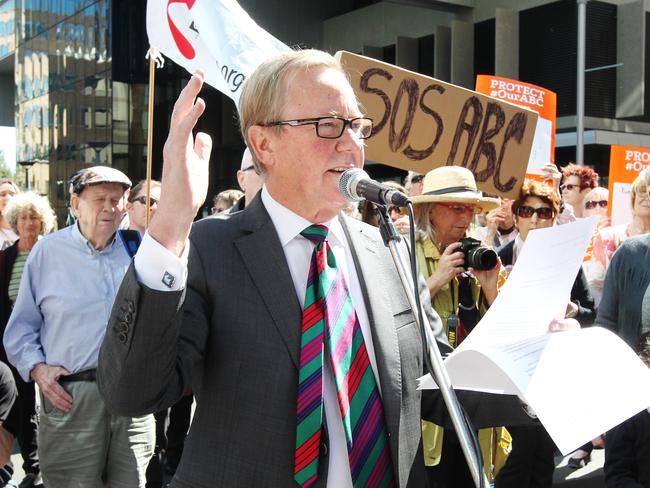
[393,308,416,330]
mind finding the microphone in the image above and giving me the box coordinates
[338,168,411,207]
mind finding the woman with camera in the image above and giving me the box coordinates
[412,166,506,488]
[494,179,595,488]
[413,166,503,346]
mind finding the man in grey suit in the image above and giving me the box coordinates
[97,49,549,488]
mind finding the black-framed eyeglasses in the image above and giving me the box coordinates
[515,205,554,219]
[585,200,608,209]
[265,116,373,139]
[132,195,159,207]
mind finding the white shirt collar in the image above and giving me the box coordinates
[261,185,345,248]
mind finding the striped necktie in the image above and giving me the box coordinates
[294,225,396,488]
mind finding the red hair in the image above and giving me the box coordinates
[561,163,599,190]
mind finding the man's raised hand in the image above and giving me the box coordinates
[150,71,213,256]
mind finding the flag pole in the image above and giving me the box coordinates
[145,48,163,229]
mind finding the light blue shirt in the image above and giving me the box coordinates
[3,223,131,382]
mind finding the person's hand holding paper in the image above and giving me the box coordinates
[419,217,650,455]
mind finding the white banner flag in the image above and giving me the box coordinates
[147,0,291,104]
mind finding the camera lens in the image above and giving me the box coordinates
[466,247,498,270]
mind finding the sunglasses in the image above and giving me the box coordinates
[585,200,608,210]
[387,205,405,215]
[560,183,581,191]
[132,195,159,206]
[515,205,554,219]
[438,203,483,215]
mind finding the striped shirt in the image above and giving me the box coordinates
[8,251,29,304]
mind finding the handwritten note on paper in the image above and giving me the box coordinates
[419,217,650,454]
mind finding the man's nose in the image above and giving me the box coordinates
[336,127,364,152]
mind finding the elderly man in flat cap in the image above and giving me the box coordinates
[4,166,154,488]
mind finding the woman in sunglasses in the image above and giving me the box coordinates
[494,180,595,487]
[412,166,508,488]
[581,187,610,307]
[125,180,161,236]
[582,187,610,222]
[560,163,599,218]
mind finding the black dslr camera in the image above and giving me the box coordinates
[457,237,498,270]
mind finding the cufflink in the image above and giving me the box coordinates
[161,271,175,289]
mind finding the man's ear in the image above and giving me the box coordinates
[70,194,81,218]
[236,170,246,191]
[248,125,275,171]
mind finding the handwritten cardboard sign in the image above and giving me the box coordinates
[336,51,538,199]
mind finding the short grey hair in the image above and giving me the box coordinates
[238,49,351,175]
[5,192,57,235]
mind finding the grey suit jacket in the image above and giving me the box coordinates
[98,196,529,487]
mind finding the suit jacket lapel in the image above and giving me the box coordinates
[234,198,302,370]
[339,216,403,448]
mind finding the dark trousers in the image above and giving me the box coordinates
[494,425,556,488]
[426,430,475,488]
[3,369,39,475]
[145,395,193,488]
[165,394,192,470]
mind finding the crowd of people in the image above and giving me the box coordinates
[0,47,649,488]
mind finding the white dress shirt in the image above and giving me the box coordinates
[134,186,382,487]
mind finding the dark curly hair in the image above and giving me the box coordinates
[512,179,561,218]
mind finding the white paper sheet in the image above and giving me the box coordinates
[526,117,553,175]
[418,217,650,454]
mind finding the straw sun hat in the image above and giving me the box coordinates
[410,166,500,212]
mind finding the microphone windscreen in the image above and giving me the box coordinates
[338,168,368,202]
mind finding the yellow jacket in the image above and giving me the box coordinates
[416,236,510,480]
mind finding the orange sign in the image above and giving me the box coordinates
[608,145,650,225]
[476,75,556,174]
[336,52,538,199]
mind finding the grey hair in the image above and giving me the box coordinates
[238,49,350,175]
[5,192,57,235]
[631,170,649,210]
[414,202,437,243]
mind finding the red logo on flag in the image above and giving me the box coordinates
[167,0,196,60]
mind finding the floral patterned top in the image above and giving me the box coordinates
[587,224,638,305]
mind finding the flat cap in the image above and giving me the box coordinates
[69,166,131,194]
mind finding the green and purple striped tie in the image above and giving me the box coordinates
[294,225,396,488]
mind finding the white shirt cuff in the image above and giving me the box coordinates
[133,231,189,291]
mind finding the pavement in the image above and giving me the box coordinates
[8,446,605,488]
[554,449,605,488]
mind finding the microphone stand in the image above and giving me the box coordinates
[375,206,489,488]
